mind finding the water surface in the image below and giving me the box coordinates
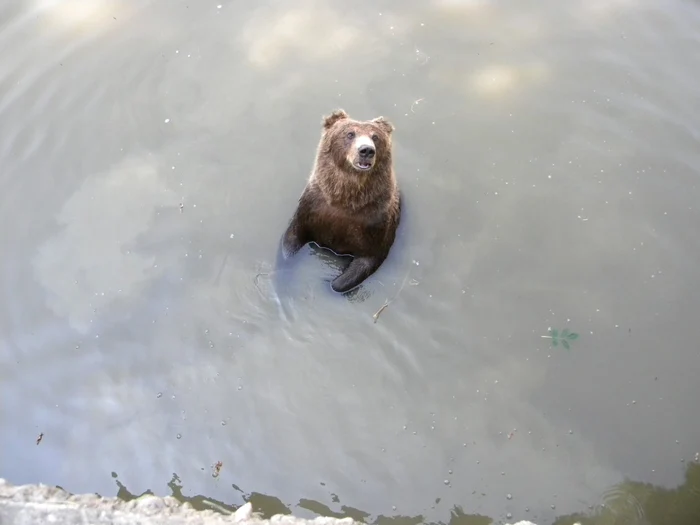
[2,1,700,524]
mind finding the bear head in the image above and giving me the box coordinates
[320,109,394,174]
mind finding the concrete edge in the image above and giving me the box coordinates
[0,479,548,525]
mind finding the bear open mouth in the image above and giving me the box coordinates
[355,161,372,170]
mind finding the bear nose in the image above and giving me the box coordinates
[358,145,375,158]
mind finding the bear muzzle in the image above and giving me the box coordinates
[349,136,376,171]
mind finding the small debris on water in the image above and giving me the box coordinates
[443,480,450,485]
[373,301,390,323]
[212,461,223,478]
[410,98,425,113]
[164,118,170,123]
[176,433,182,439]
[506,493,512,500]
[372,271,412,323]
[506,513,512,519]
[36,433,44,445]
[156,392,162,398]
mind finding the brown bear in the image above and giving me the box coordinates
[277,108,402,294]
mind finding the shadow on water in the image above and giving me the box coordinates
[103,461,700,525]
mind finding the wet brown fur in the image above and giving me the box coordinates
[279,109,401,293]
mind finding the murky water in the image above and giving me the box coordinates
[2,0,700,524]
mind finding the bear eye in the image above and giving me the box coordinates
[371,134,379,141]
[346,131,355,139]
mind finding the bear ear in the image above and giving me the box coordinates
[372,116,394,134]
[322,109,349,129]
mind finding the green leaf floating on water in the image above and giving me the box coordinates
[547,328,579,350]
